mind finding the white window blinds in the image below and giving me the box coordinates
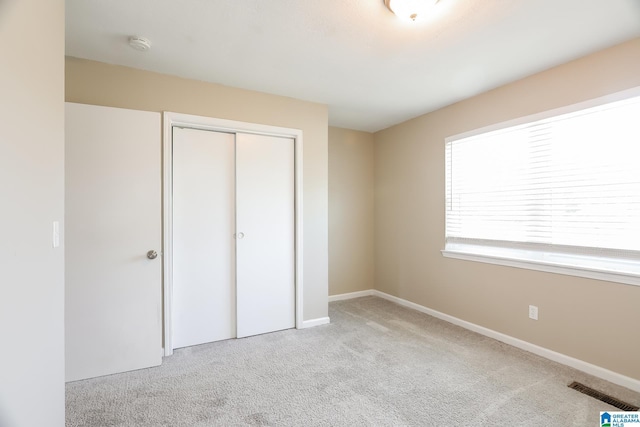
[445,93,640,272]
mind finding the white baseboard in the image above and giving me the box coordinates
[328,290,375,302]
[329,289,640,393]
[300,317,330,329]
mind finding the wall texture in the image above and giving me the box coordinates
[374,38,640,381]
[329,127,375,295]
[66,57,329,322]
[0,0,65,425]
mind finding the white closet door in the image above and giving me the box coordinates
[236,133,295,338]
[172,128,236,348]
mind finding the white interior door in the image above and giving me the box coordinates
[236,133,295,338]
[65,103,162,382]
[172,128,236,348]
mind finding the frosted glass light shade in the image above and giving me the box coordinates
[384,0,436,21]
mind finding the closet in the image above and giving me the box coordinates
[171,127,295,349]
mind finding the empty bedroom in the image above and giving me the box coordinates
[1,0,639,426]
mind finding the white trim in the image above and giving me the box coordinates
[372,290,640,393]
[441,249,640,287]
[329,289,640,392]
[294,132,304,336]
[162,112,304,357]
[328,290,375,302]
[162,114,173,357]
[301,317,330,328]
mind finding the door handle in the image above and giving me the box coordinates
[147,250,158,260]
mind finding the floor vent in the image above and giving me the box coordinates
[568,381,639,411]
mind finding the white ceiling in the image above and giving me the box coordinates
[65,0,640,132]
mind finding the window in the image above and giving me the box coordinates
[443,88,640,286]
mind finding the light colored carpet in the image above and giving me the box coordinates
[66,296,639,426]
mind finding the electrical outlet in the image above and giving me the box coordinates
[529,305,538,320]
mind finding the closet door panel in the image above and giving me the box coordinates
[236,133,295,338]
[172,128,236,348]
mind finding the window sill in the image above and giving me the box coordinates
[441,244,640,287]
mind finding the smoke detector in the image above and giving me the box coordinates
[128,36,152,52]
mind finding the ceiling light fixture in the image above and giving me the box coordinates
[384,0,439,21]
[128,36,152,52]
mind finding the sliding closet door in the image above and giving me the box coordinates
[172,128,236,348]
[236,133,295,338]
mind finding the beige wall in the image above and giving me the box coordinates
[66,58,329,322]
[329,127,375,295]
[0,0,65,425]
[374,38,640,380]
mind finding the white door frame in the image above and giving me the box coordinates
[162,112,304,357]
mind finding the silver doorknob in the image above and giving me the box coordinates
[147,250,158,260]
[237,232,245,239]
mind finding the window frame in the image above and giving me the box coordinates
[441,86,640,287]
